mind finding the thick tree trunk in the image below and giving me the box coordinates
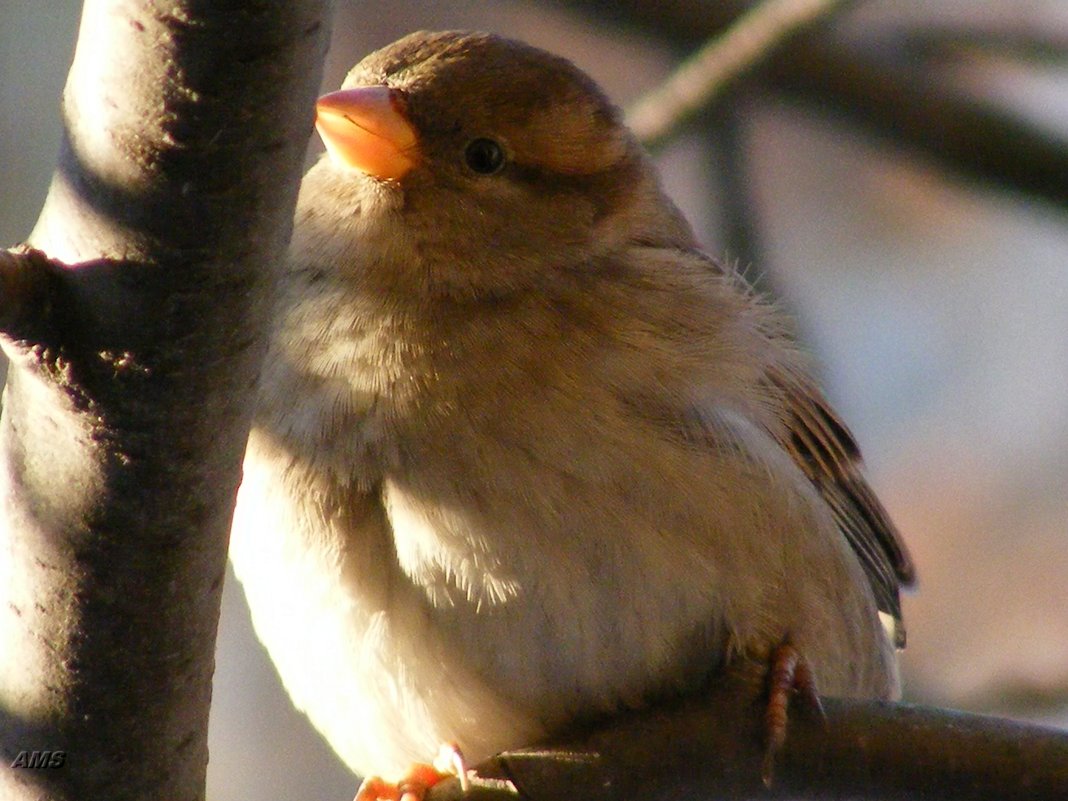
[0,2,332,799]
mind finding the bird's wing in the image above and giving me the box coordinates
[766,363,915,646]
[681,251,915,646]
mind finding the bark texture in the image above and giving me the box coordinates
[0,2,333,799]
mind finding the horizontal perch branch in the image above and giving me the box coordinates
[428,678,1068,800]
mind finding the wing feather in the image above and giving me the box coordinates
[768,366,915,646]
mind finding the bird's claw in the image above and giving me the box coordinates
[354,743,468,801]
[761,640,824,787]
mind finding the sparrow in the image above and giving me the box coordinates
[229,29,914,798]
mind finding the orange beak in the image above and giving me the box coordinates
[315,86,419,180]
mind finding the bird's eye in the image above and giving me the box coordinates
[464,138,506,175]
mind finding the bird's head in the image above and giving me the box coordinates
[297,30,693,299]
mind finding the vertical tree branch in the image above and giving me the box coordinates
[0,2,333,799]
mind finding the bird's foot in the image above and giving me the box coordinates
[354,744,469,801]
[761,640,825,787]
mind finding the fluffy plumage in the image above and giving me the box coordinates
[229,30,913,778]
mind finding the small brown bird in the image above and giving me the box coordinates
[229,29,914,799]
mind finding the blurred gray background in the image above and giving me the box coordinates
[2,2,1066,799]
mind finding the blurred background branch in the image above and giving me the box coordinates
[625,0,849,145]
[560,0,1068,207]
